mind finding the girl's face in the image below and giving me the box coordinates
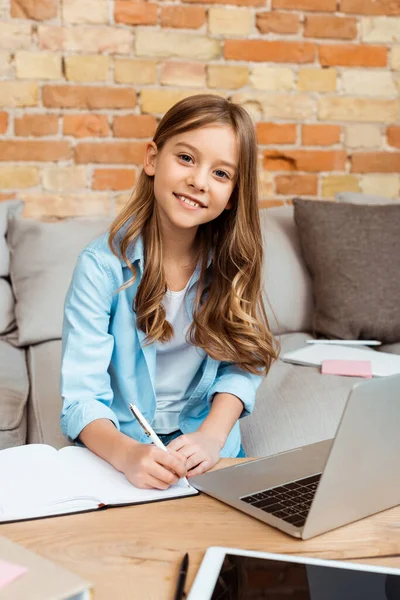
[144,124,238,235]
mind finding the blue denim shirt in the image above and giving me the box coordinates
[60,231,263,458]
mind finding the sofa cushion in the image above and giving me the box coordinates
[293,198,400,344]
[0,339,29,449]
[0,279,15,336]
[0,199,23,277]
[261,207,313,335]
[8,215,112,346]
[0,200,23,336]
[240,332,358,457]
[27,339,72,449]
[379,343,400,355]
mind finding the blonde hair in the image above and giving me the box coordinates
[109,94,278,375]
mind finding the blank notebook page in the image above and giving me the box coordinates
[0,445,78,519]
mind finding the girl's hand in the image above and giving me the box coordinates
[121,442,187,490]
[167,432,222,478]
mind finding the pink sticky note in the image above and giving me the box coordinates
[321,359,372,378]
[0,559,27,590]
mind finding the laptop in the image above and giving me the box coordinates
[190,374,400,539]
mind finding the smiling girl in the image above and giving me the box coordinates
[60,94,278,490]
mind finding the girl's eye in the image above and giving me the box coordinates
[179,153,193,163]
[215,169,230,179]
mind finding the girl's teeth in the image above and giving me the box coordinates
[178,195,199,208]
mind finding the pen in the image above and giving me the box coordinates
[174,553,189,600]
[307,340,381,346]
[129,404,191,488]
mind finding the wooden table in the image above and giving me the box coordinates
[2,459,400,599]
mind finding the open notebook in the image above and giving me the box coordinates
[0,444,198,523]
[282,343,400,377]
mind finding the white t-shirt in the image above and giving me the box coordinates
[153,281,206,433]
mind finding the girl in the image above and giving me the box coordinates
[60,94,278,491]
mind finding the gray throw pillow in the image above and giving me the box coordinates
[261,206,313,336]
[293,198,400,344]
[0,200,23,336]
[8,216,113,346]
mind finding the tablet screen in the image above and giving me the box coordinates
[210,554,400,599]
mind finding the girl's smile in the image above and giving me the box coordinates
[173,192,207,210]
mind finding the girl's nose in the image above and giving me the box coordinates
[187,170,209,193]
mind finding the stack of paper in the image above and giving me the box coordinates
[282,344,400,377]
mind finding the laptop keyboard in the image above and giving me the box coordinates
[240,473,322,528]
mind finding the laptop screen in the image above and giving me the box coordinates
[210,554,400,599]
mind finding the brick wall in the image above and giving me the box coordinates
[0,0,399,218]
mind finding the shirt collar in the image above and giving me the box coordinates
[126,233,144,266]
[113,217,144,267]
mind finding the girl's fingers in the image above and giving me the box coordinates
[153,448,187,478]
[149,461,180,487]
[176,445,195,460]
[167,436,187,452]
[187,460,210,478]
[171,441,202,460]
[144,474,173,490]
[185,451,206,472]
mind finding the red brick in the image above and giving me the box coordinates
[161,6,206,28]
[185,0,264,5]
[15,114,58,137]
[0,193,17,201]
[75,142,146,165]
[64,114,110,138]
[0,141,71,161]
[93,168,136,191]
[259,199,286,208]
[319,44,387,67]
[272,0,336,10]
[263,150,347,172]
[0,113,8,134]
[113,115,157,138]
[305,16,357,39]
[256,12,300,34]
[43,86,136,109]
[224,40,315,63]
[162,62,205,87]
[11,0,57,20]
[114,1,158,25]
[256,123,297,145]
[387,126,400,149]
[351,152,400,173]
[302,125,341,146]
[340,0,400,15]
[276,174,318,196]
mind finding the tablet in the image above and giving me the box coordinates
[187,547,400,600]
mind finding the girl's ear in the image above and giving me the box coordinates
[143,141,158,176]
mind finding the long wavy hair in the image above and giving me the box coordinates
[109,94,278,375]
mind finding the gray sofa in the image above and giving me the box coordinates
[1,198,399,456]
